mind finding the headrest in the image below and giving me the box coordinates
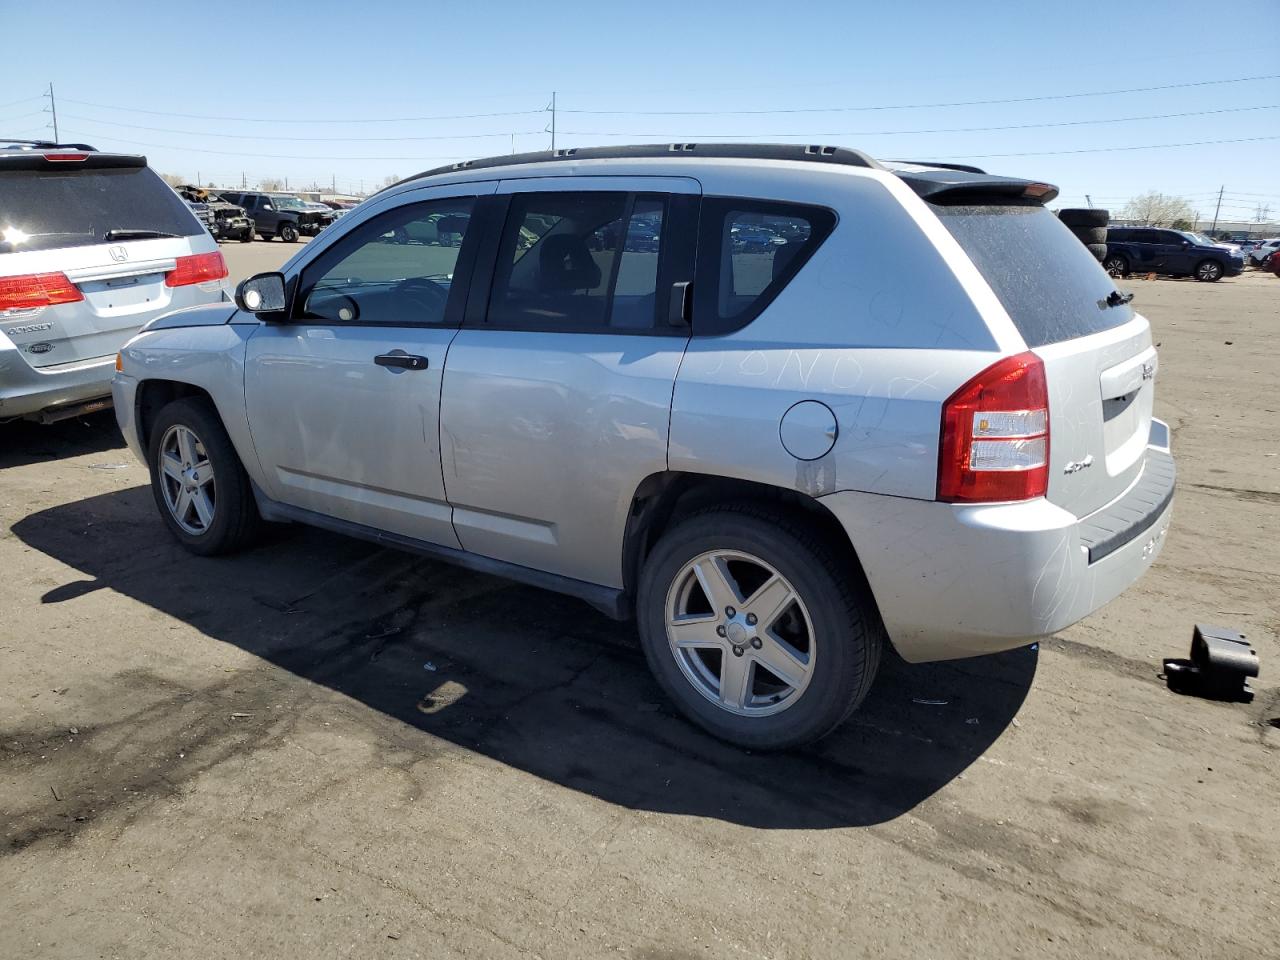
[539,234,602,291]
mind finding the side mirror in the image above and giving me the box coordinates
[1181,240,1191,248]
[235,272,288,315]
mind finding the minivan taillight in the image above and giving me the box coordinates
[0,272,84,312]
[165,251,228,287]
[938,351,1049,503]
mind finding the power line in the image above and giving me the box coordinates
[0,94,42,110]
[559,74,1280,115]
[59,114,545,142]
[940,134,1280,160]
[58,97,545,124]
[74,132,471,162]
[558,104,1280,139]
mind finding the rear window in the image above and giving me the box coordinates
[0,166,202,253]
[935,204,1132,348]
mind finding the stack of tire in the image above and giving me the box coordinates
[1058,208,1109,262]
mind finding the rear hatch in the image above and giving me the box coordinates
[0,151,208,367]
[933,200,1154,519]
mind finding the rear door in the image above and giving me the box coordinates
[0,154,211,365]
[439,177,698,587]
[936,203,1156,518]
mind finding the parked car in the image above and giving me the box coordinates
[183,199,215,235]
[177,186,254,243]
[1247,237,1280,266]
[1,140,228,423]
[1102,227,1245,281]
[112,144,1173,749]
[217,190,334,241]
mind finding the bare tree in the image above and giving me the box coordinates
[380,173,401,189]
[1119,192,1196,227]
[1255,203,1273,223]
[158,172,186,188]
[259,177,284,191]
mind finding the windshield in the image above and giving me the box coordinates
[0,166,202,252]
[936,203,1132,348]
[271,196,308,211]
[1181,231,1216,246]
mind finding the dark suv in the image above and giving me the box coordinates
[219,191,335,242]
[1103,227,1244,282]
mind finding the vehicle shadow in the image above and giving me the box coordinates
[0,411,124,469]
[12,485,1036,829]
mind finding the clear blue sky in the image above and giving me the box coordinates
[3,0,1277,218]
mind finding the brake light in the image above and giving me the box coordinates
[938,351,1049,503]
[165,251,228,287]
[45,153,89,162]
[0,272,84,312]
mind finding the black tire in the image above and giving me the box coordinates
[1058,207,1110,228]
[1070,226,1109,246]
[1085,242,1108,261]
[147,397,260,556]
[239,229,253,243]
[279,221,299,243]
[259,233,272,241]
[1103,253,1130,278]
[636,506,883,750]
[1194,259,1224,282]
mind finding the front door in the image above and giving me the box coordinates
[244,184,495,546]
[440,178,698,587]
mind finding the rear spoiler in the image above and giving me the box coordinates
[0,152,147,171]
[896,168,1059,205]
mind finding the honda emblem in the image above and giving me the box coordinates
[109,245,129,263]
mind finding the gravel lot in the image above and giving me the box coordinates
[1,262,1276,959]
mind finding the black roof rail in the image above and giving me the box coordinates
[1,138,99,152]
[396,142,882,189]
[883,159,987,175]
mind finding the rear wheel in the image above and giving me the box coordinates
[279,222,299,243]
[1103,253,1130,277]
[148,398,259,556]
[1194,259,1223,282]
[240,229,253,243]
[637,507,882,750]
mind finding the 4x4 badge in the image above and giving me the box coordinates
[1063,455,1094,474]
[109,245,128,262]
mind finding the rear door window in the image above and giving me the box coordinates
[935,203,1132,348]
[486,191,669,332]
[0,166,202,253]
[694,198,836,335]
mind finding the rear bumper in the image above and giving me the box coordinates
[0,343,116,419]
[822,419,1175,663]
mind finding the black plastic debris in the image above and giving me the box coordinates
[1163,625,1258,703]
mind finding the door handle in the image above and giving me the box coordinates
[374,353,429,371]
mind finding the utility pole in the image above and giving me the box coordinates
[242,171,246,188]
[332,173,336,192]
[550,91,556,153]
[46,83,59,141]
[1210,185,1224,234]
[1085,194,1094,209]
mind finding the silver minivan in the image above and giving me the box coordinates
[1,141,228,422]
[112,144,1174,749]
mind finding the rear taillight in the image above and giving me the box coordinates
[44,153,89,162]
[165,251,228,287]
[938,351,1049,503]
[0,272,84,312]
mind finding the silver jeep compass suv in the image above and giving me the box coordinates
[112,144,1174,749]
[1,140,228,422]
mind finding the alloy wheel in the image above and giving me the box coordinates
[158,424,216,535]
[664,550,815,717]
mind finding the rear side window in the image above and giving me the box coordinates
[487,191,668,331]
[935,204,1132,348]
[695,198,835,335]
[0,166,202,253]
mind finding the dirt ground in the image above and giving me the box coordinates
[1,265,1277,959]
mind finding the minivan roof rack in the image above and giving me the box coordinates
[403,142,881,186]
[0,139,99,152]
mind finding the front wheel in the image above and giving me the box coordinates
[279,222,299,243]
[239,229,254,243]
[148,397,259,556]
[1194,259,1223,282]
[1103,254,1129,278]
[637,508,883,750]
